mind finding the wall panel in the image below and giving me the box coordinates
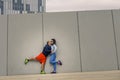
[43,12,81,73]
[112,10,120,69]
[0,15,7,76]
[78,10,118,71]
[8,14,43,75]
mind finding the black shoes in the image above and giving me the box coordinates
[51,71,56,74]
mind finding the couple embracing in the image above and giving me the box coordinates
[24,39,62,74]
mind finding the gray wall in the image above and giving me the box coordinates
[78,10,118,71]
[0,15,7,76]
[8,14,43,75]
[0,10,120,76]
[112,10,120,69]
[43,12,81,73]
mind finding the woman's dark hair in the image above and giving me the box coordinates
[51,39,56,45]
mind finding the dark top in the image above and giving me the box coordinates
[42,44,51,57]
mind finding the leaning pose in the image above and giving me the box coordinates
[24,41,51,74]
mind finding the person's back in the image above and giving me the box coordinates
[42,44,51,57]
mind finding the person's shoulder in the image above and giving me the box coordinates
[54,44,57,48]
[45,44,49,47]
[45,44,47,46]
[53,44,56,46]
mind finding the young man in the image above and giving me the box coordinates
[24,41,51,74]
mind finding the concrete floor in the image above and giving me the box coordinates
[0,70,120,80]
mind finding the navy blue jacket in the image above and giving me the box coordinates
[42,44,51,57]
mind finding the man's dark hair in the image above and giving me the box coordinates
[51,39,56,45]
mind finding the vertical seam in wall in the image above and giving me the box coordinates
[42,13,44,47]
[6,15,9,76]
[76,12,83,72]
[111,10,120,70]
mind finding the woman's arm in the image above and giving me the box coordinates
[52,45,57,53]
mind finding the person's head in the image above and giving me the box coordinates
[51,38,56,45]
[47,41,51,46]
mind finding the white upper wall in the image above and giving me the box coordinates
[46,0,120,12]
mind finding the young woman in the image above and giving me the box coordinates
[50,39,62,73]
[24,41,52,74]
